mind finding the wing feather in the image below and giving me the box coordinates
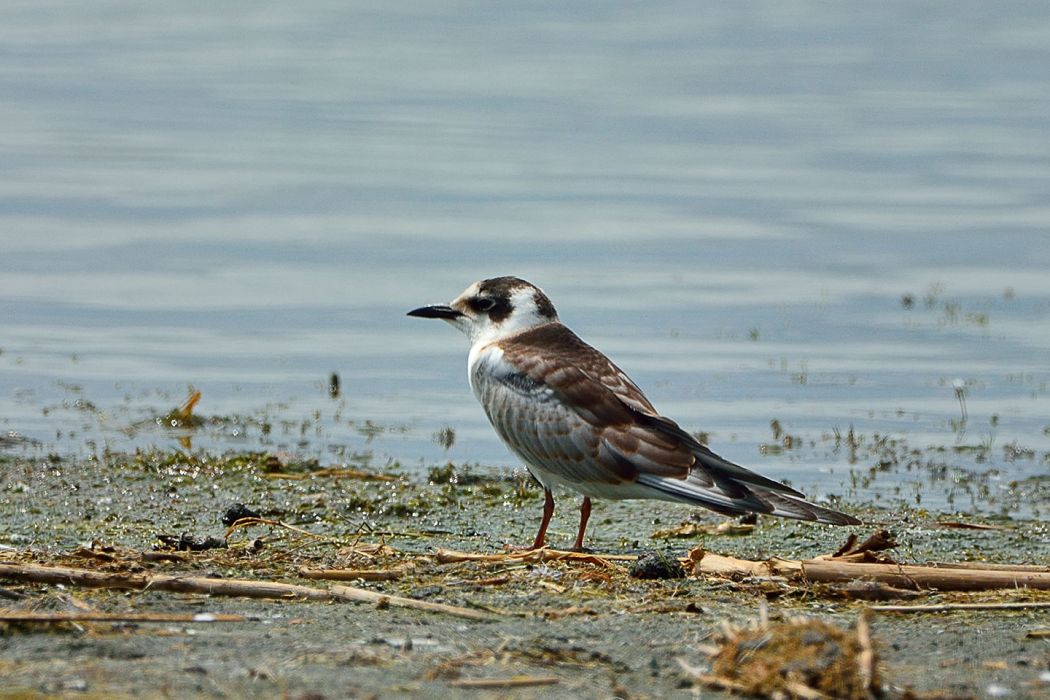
[477,323,858,525]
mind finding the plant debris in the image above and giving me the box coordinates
[156,533,227,552]
[160,389,204,428]
[688,534,1050,592]
[830,530,898,558]
[678,608,881,700]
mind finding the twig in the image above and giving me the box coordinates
[447,676,559,688]
[827,580,923,601]
[856,611,876,699]
[0,562,494,621]
[691,550,1050,591]
[434,548,629,568]
[312,467,396,480]
[784,679,830,700]
[675,658,750,692]
[0,562,335,601]
[0,611,244,624]
[262,468,395,481]
[1026,628,1050,639]
[329,585,496,621]
[223,517,339,542]
[842,530,897,556]
[299,566,410,582]
[444,576,512,587]
[870,601,1050,613]
[919,561,1049,572]
[936,521,1011,531]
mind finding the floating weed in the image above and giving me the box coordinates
[433,426,456,450]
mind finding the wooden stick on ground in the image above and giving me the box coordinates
[0,611,244,624]
[870,601,1050,613]
[0,562,494,621]
[0,562,336,601]
[299,566,410,582]
[856,611,876,700]
[447,676,559,689]
[691,551,1050,591]
[434,548,631,568]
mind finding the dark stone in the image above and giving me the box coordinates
[221,503,261,526]
[628,551,686,580]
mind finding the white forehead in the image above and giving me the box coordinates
[454,281,481,303]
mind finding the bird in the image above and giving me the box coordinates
[408,276,860,550]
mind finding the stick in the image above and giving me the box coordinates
[310,467,396,480]
[445,576,512,587]
[0,562,335,601]
[856,611,876,699]
[0,611,244,624]
[329,584,495,621]
[223,517,338,542]
[690,551,1050,591]
[299,567,408,582]
[783,680,830,700]
[936,521,1011,530]
[917,562,1049,572]
[830,529,897,558]
[0,563,494,621]
[870,601,1050,613]
[261,469,395,481]
[675,659,751,693]
[434,548,631,567]
[447,677,559,688]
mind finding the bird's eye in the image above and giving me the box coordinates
[473,298,495,312]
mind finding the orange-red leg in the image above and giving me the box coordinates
[530,488,555,550]
[572,497,592,551]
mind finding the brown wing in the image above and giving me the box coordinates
[498,324,816,505]
[503,323,659,414]
[496,324,693,482]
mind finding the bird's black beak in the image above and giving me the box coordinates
[407,304,463,320]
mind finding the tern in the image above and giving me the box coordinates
[409,276,859,550]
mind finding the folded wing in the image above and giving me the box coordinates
[489,323,860,526]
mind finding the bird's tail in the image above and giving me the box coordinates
[636,471,860,526]
[626,405,860,525]
[746,485,860,525]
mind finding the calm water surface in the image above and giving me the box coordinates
[1,3,1049,514]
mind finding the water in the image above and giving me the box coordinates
[2,2,1049,514]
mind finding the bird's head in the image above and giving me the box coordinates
[408,276,559,343]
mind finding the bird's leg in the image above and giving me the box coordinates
[571,497,592,551]
[529,488,555,550]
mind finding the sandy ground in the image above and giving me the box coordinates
[1,452,1048,699]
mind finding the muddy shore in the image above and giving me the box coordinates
[1,451,1048,699]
